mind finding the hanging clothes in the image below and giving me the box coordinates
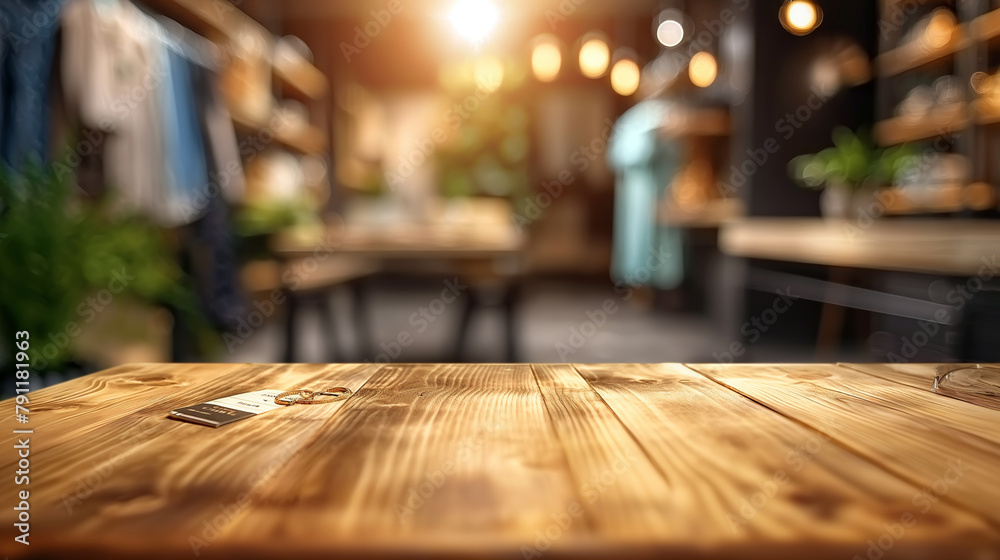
[185,58,247,331]
[61,0,168,219]
[1,0,69,170]
[607,100,684,290]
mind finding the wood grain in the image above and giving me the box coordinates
[576,363,997,556]
[0,363,381,558]
[218,364,584,556]
[689,363,1000,528]
[3,363,1000,559]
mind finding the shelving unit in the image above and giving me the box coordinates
[231,110,328,155]
[971,8,1000,42]
[660,108,730,138]
[875,24,969,77]
[140,0,329,133]
[874,0,999,215]
[874,101,969,145]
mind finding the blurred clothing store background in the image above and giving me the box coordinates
[4,0,1000,391]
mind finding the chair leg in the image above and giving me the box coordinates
[282,290,298,363]
[502,281,519,363]
[452,288,478,362]
[350,279,372,361]
[320,294,340,363]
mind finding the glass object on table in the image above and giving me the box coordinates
[933,364,1000,411]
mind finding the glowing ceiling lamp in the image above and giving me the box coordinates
[657,20,684,47]
[780,0,822,36]
[689,52,718,88]
[450,0,500,45]
[610,50,640,96]
[531,35,562,82]
[578,33,610,78]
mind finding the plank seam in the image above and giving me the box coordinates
[568,364,674,487]
[682,363,1000,532]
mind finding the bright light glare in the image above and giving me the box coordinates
[474,56,504,92]
[450,0,499,44]
[689,52,717,88]
[657,20,684,47]
[610,58,640,96]
[782,0,820,34]
[532,37,562,82]
[579,37,610,78]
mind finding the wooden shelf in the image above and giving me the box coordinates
[140,0,239,41]
[660,109,730,137]
[274,58,328,100]
[874,102,969,145]
[142,0,330,107]
[232,111,328,156]
[875,24,968,77]
[974,99,1000,125]
[972,9,1000,42]
[659,198,744,228]
[881,183,996,215]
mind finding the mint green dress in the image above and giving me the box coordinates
[607,100,684,289]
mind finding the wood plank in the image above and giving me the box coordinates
[720,218,1000,276]
[688,363,1000,528]
[875,25,968,78]
[0,363,381,559]
[575,363,997,556]
[0,363,247,462]
[216,364,585,557]
[874,102,969,146]
[530,364,673,539]
[839,362,968,391]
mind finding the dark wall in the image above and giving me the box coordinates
[731,0,878,217]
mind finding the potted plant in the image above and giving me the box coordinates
[788,127,914,219]
[0,165,204,391]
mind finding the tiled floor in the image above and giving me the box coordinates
[226,277,722,364]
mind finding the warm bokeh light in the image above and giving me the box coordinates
[924,9,956,49]
[780,0,821,35]
[578,36,610,78]
[656,20,684,47]
[689,52,718,88]
[449,0,499,44]
[531,35,562,82]
[474,56,504,91]
[610,57,640,96]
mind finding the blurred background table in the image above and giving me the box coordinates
[3,362,999,559]
[271,199,525,362]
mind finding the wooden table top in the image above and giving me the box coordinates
[3,363,1000,559]
[272,221,524,260]
[721,218,1000,275]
